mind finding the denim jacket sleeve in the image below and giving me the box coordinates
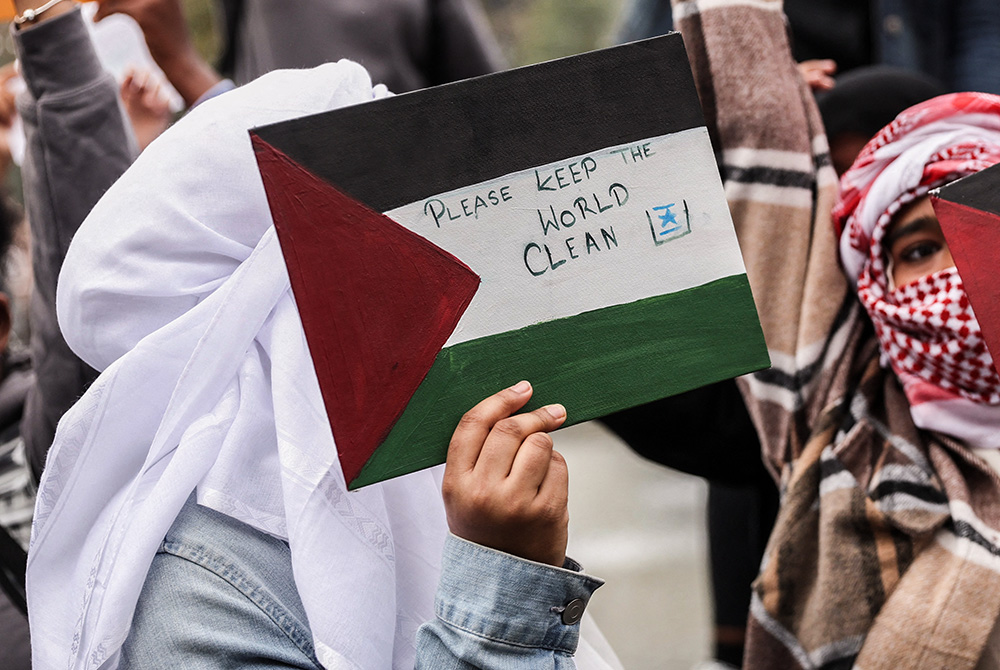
[415,534,604,670]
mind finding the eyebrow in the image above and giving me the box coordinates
[883,216,939,251]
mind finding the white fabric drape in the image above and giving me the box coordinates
[27,61,618,670]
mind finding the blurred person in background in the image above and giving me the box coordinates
[0,0,133,665]
[620,0,1000,95]
[816,65,947,175]
[216,0,505,92]
[0,0,235,665]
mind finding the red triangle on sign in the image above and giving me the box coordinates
[933,196,1000,375]
[252,135,480,484]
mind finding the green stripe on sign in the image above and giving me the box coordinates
[349,273,768,489]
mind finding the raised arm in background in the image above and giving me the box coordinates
[14,0,133,494]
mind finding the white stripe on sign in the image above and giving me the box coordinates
[385,128,747,346]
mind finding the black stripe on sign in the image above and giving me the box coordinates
[934,161,1000,214]
[251,33,705,213]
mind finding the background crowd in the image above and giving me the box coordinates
[0,0,999,669]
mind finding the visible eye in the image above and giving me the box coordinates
[882,201,954,287]
[897,239,943,264]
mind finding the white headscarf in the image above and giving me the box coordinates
[25,62,620,670]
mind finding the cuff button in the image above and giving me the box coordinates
[561,598,586,625]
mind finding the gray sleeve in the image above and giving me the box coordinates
[13,8,138,480]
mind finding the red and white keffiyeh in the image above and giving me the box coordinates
[832,92,1000,448]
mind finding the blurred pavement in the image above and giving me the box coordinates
[556,421,712,670]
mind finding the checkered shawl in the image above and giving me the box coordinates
[671,1,1000,668]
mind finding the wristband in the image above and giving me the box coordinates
[14,0,69,25]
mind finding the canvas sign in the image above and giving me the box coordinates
[252,33,769,489]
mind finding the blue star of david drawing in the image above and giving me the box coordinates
[645,200,691,246]
[653,204,680,235]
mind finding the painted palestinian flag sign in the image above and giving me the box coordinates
[932,162,1000,373]
[251,34,769,489]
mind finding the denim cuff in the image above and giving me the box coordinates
[192,79,236,109]
[435,534,604,655]
[13,8,106,102]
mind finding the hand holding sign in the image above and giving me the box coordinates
[443,381,569,567]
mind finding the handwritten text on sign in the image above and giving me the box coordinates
[384,129,743,347]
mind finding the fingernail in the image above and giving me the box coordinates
[544,404,566,420]
[511,380,531,394]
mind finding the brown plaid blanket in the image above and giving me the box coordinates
[670,1,1000,667]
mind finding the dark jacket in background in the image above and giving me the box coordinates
[0,11,136,668]
[619,0,1000,94]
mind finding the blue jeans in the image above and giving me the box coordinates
[120,496,323,669]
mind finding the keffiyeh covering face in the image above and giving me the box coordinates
[26,63,618,670]
[832,92,1000,448]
